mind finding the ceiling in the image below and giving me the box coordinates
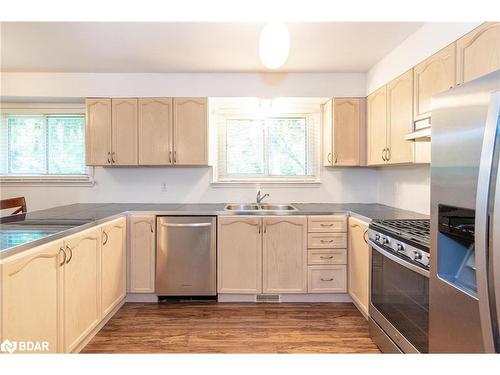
[0,22,424,73]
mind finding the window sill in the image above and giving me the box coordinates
[0,175,95,187]
[211,180,321,188]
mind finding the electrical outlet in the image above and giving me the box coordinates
[161,183,167,192]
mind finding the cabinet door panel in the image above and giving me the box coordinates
[63,227,101,353]
[263,216,307,294]
[367,86,387,165]
[138,98,173,165]
[334,98,364,166]
[101,217,126,317]
[387,69,414,164]
[112,98,138,165]
[321,99,334,166]
[414,44,455,121]
[128,215,156,293]
[218,217,262,294]
[173,98,208,165]
[457,22,500,84]
[348,217,370,318]
[86,98,111,165]
[1,241,64,353]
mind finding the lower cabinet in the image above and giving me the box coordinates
[101,217,126,317]
[0,240,64,353]
[308,265,347,293]
[347,216,370,318]
[262,216,308,294]
[128,215,156,293]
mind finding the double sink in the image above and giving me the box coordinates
[224,203,298,212]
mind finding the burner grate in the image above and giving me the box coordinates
[372,219,430,247]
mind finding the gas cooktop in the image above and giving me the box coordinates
[370,219,430,250]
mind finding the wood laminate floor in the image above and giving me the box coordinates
[82,302,380,354]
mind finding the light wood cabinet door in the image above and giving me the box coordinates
[367,86,388,165]
[138,98,173,165]
[101,217,126,317]
[86,98,111,166]
[173,97,208,165]
[262,216,307,294]
[387,69,414,164]
[457,22,500,85]
[111,98,138,165]
[128,215,156,293]
[63,227,101,353]
[321,99,334,166]
[217,216,262,294]
[348,216,370,318]
[334,98,366,166]
[413,44,456,121]
[1,241,64,353]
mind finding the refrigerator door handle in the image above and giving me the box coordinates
[475,91,500,353]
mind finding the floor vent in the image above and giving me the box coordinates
[256,295,280,303]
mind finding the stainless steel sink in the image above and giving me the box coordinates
[224,203,297,212]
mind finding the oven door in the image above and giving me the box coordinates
[369,240,430,353]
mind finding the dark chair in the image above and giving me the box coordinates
[0,196,27,215]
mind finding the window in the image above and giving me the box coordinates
[1,110,89,183]
[213,99,321,183]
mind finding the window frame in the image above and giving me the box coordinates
[214,111,320,184]
[0,103,94,186]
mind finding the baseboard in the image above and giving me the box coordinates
[350,293,369,320]
[72,298,125,353]
[126,293,158,303]
[218,293,353,303]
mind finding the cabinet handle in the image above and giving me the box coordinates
[59,247,67,266]
[150,223,154,233]
[173,151,177,164]
[382,148,387,162]
[111,152,116,163]
[65,245,73,264]
[386,148,391,161]
[103,230,108,245]
[320,256,334,259]
[320,239,334,243]
[258,223,261,234]
[320,278,334,282]
[169,151,172,163]
[107,152,111,164]
[320,223,334,227]
[363,229,369,244]
[334,151,338,164]
[263,224,267,234]
[327,152,332,165]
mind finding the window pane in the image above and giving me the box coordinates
[267,118,307,176]
[8,115,46,174]
[47,115,86,175]
[226,119,264,175]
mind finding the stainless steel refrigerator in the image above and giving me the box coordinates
[430,69,500,353]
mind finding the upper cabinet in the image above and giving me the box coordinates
[173,98,208,165]
[413,44,456,122]
[138,98,173,165]
[86,97,208,166]
[322,98,366,167]
[457,22,500,85]
[367,86,387,165]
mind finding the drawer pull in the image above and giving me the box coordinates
[320,256,334,259]
[320,223,334,227]
[320,239,334,243]
[320,277,334,282]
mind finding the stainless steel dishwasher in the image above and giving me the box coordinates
[156,216,216,296]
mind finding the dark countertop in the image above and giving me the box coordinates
[0,202,428,257]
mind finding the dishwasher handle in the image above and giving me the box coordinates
[160,222,213,228]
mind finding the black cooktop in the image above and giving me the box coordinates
[370,219,430,250]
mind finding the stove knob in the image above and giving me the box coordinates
[396,243,405,252]
[375,234,380,242]
[382,237,390,245]
[413,251,423,261]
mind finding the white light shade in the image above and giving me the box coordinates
[259,22,290,69]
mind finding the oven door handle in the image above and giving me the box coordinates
[369,240,430,278]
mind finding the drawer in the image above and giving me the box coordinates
[308,215,347,233]
[308,249,347,265]
[308,265,347,293]
[308,233,347,248]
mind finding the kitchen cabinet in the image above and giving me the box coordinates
[128,215,156,293]
[86,98,112,165]
[367,86,388,165]
[262,216,307,294]
[322,98,366,166]
[138,98,173,165]
[307,215,347,233]
[101,217,126,317]
[457,22,500,85]
[0,240,64,353]
[173,97,208,165]
[307,265,347,293]
[111,98,138,165]
[217,216,262,294]
[348,216,370,319]
[413,44,456,122]
[63,226,101,353]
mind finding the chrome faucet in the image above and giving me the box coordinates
[256,190,270,204]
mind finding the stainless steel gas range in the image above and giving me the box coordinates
[368,219,430,353]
